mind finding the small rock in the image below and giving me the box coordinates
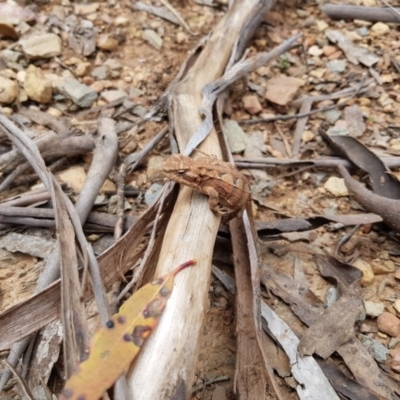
[377,312,400,337]
[394,300,400,314]
[144,183,163,206]
[391,352,400,373]
[316,20,328,31]
[302,130,314,143]
[322,109,341,124]
[60,78,98,108]
[353,259,375,286]
[100,179,116,193]
[322,45,337,57]
[58,166,87,193]
[308,45,323,57]
[24,65,52,104]
[146,156,164,180]
[223,119,248,153]
[74,3,99,15]
[176,32,188,44]
[114,16,129,26]
[242,95,262,114]
[395,268,400,281]
[0,76,18,104]
[371,339,389,362]
[47,107,62,117]
[371,259,396,275]
[326,59,347,73]
[344,105,366,138]
[92,66,109,80]
[1,49,21,63]
[371,22,390,36]
[0,107,13,115]
[265,75,304,106]
[100,89,126,103]
[75,62,91,77]
[20,33,62,58]
[324,177,349,197]
[364,300,384,317]
[97,35,119,51]
[104,58,122,72]
[143,29,163,51]
[357,26,369,37]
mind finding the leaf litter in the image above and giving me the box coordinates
[2,0,400,399]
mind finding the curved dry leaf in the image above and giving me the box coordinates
[59,260,196,400]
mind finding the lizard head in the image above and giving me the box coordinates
[162,154,200,185]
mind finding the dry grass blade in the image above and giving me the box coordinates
[230,213,283,399]
[52,179,89,377]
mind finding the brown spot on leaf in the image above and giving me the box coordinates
[117,315,126,324]
[132,325,152,347]
[159,286,171,297]
[123,333,133,342]
[106,320,114,328]
[143,298,163,318]
[151,278,164,285]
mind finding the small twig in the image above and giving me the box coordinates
[125,125,168,172]
[274,123,292,158]
[159,0,193,34]
[76,97,127,119]
[2,360,34,400]
[114,163,127,241]
[191,376,230,393]
[335,225,360,257]
[239,103,339,125]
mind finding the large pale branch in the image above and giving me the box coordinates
[127,0,275,398]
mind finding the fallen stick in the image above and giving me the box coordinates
[322,3,400,23]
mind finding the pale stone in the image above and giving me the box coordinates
[176,32,188,44]
[377,312,400,337]
[316,20,328,31]
[371,259,396,275]
[242,95,262,114]
[97,35,119,51]
[352,258,374,286]
[0,76,18,104]
[58,166,87,193]
[100,179,116,193]
[24,64,52,104]
[75,62,91,77]
[364,300,384,317]
[147,156,165,180]
[394,300,400,314]
[74,3,99,15]
[371,22,390,36]
[322,45,337,56]
[47,107,62,117]
[20,33,62,58]
[302,130,314,143]
[324,177,349,197]
[265,75,304,106]
[308,45,323,56]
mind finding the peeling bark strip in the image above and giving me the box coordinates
[127,1,276,399]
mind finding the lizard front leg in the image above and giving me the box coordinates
[202,185,237,222]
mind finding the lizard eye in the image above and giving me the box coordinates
[177,170,185,174]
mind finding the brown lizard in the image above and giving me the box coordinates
[162,154,250,222]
